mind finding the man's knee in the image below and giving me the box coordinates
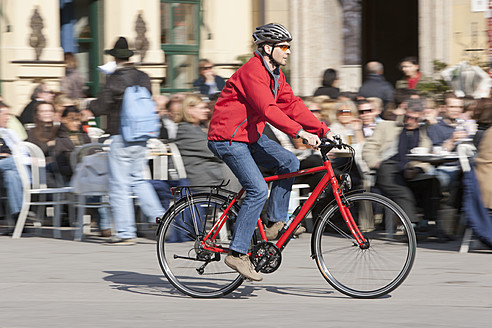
[284,152,300,172]
[250,182,268,203]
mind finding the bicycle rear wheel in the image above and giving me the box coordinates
[312,191,416,298]
[156,193,244,298]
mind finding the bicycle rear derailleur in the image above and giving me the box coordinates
[251,242,282,274]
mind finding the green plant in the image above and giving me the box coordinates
[416,60,450,102]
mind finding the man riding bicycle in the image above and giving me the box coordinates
[208,23,331,281]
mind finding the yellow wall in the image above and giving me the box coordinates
[450,0,489,66]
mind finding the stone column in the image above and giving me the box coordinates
[289,0,343,96]
[419,0,451,78]
[103,0,165,95]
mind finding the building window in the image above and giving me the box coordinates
[60,0,101,97]
[160,0,200,93]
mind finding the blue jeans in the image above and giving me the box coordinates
[0,156,22,215]
[108,135,165,239]
[208,134,299,254]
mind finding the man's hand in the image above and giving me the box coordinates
[203,70,215,83]
[80,109,93,123]
[298,130,321,148]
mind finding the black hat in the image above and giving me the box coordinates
[104,37,134,59]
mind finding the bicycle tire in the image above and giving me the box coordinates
[156,193,245,298]
[312,191,416,298]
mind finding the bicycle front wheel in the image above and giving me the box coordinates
[312,192,416,298]
[156,193,244,298]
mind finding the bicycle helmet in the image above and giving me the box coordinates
[253,23,292,45]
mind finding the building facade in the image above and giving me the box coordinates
[0,0,488,116]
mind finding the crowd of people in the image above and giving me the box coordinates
[1,33,491,257]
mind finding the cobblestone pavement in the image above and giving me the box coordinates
[0,232,491,328]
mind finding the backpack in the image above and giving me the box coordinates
[119,73,160,142]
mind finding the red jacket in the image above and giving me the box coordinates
[208,53,329,144]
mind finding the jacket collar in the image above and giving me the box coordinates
[254,51,281,98]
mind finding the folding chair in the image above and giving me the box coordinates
[70,143,112,241]
[11,142,73,238]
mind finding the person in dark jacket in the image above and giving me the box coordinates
[53,106,91,183]
[313,68,340,99]
[90,36,164,245]
[192,59,226,97]
[54,105,112,237]
[26,101,59,160]
[358,61,394,108]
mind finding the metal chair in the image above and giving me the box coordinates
[11,141,73,238]
[70,143,112,241]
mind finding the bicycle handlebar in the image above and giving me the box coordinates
[301,134,348,150]
[302,134,354,161]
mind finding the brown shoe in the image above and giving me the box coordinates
[100,229,112,237]
[264,221,285,240]
[293,225,306,236]
[225,254,262,281]
[104,236,137,246]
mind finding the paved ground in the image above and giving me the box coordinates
[0,231,491,328]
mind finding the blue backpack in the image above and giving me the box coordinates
[119,73,160,142]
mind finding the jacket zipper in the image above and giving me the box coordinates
[230,117,249,145]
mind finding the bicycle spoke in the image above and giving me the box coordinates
[313,192,416,298]
[157,193,245,298]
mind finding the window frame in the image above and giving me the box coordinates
[160,0,201,94]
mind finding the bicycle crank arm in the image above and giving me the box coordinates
[173,254,221,262]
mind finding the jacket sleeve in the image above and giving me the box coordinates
[362,125,384,169]
[277,81,330,138]
[89,76,118,117]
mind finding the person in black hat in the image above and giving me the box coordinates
[90,37,165,245]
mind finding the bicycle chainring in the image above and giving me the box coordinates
[251,242,282,274]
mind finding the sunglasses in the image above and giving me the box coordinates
[359,109,372,114]
[200,66,213,70]
[338,109,352,114]
[404,114,419,121]
[274,44,291,51]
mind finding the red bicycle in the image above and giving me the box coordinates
[156,137,416,298]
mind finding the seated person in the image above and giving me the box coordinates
[329,100,364,187]
[27,101,59,187]
[363,99,449,240]
[27,101,59,158]
[329,100,364,145]
[427,93,468,207]
[53,106,91,184]
[18,82,55,126]
[357,98,382,138]
[193,59,226,97]
[53,106,111,237]
[427,93,468,153]
[0,102,24,235]
[174,94,228,191]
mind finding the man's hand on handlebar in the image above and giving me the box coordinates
[298,130,321,148]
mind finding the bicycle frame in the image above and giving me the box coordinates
[201,149,368,254]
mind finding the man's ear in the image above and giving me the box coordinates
[263,44,272,56]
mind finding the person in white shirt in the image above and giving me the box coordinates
[0,102,24,235]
